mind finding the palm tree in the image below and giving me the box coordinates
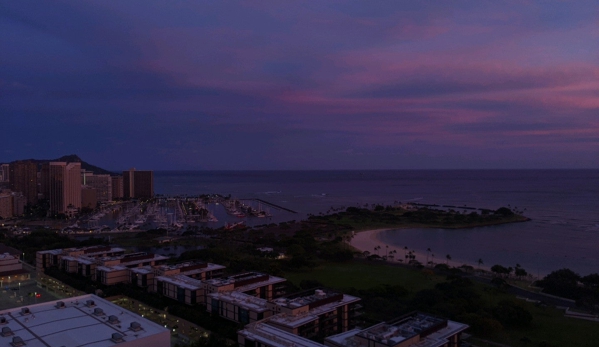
[431,253,435,265]
[477,258,484,269]
[385,245,389,258]
[404,246,408,259]
[446,254,451,265]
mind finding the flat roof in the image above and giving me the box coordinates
[0,294,168,347]
[325,314,469,347]
[239,323,324,347]
[130,266,154,275]
[205,272,285,292]
[208,291,270,313]
[267,293,361,328]
[271,289,357,310]
[97,265,129,272]
[156,275,203,291]
[154,261,225,275]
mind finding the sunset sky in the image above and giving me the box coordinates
[1,1,598,170]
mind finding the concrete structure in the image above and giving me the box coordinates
[8,160,37,205]
[123,169,154,199]
[239,322,325,347]
[324,312,469,347]
[83,172,112,202]
[0,294,169,347]
[207,291,273,324]
[203,272,287,301]
[265,289,361,339]
[48,162,82,215]
[0,191,12,219]
[0,164,9,183]
[111,176,124,200]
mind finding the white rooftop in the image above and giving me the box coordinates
[239,322,324,347]
[268,293,361,328]
[156,275,203,290]
[0,294,169,347]
[209,291,270,312]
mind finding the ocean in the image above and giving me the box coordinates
[155,170,599,276]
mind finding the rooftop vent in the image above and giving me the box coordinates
[108,315,119,324]
[110,333,124,343]
[20,308,30,316]
[55,301,65,309]
[129,322,142,332]
[85,300,95,307]
[1,327,13,337]
[10,336,25,347]
[0,317,7,325]
[93,308,104,316]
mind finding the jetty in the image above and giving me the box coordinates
[241,198,297,214]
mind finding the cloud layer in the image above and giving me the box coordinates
[1,1,598,169]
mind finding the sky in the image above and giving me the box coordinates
[1,1,598,170]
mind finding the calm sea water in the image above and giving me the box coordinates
[155,170,599,276]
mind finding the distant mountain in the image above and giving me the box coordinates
[3,154,116,175]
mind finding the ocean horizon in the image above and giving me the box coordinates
[154,169,599,276]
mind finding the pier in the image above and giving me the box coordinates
[241,198,297,214]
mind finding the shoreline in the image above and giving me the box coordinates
[349,228,490,271]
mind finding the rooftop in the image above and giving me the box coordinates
[156,275,203,290]
[154,261,225,275]
[271,288,355,310]
[205,272,285,292]
[326,313,469,347]
[239,322,324,347]
[0,294,168,347]
[208,291,270,312]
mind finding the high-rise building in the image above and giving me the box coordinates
[8,160,38,205]
[81,186,97,209]
[49,162,81,215]
[82,171,112,202]
[111,176,124,200]
[122,168,154,199]
[39,163,50,199]
[0,164,9,182]
[0,191,12,219]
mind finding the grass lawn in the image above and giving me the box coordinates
[286,261,599,347]
[285,260,445,293]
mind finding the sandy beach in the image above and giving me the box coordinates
[349,228,486,270]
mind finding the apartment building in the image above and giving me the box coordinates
[203,272,287,301]
[153,260,225,280]
[207,291,273,325]
[155,274,204,305]
[324,312,469,347]
[123,168,154,199]
[265,289,362,339]
[36,246,126,271]
[8,160,37,205]
[238,322,325,347]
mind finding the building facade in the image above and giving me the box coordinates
[48,162,81,215]
[111,175,124,200]
[123,168,154,199]
[8,160,38,205]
